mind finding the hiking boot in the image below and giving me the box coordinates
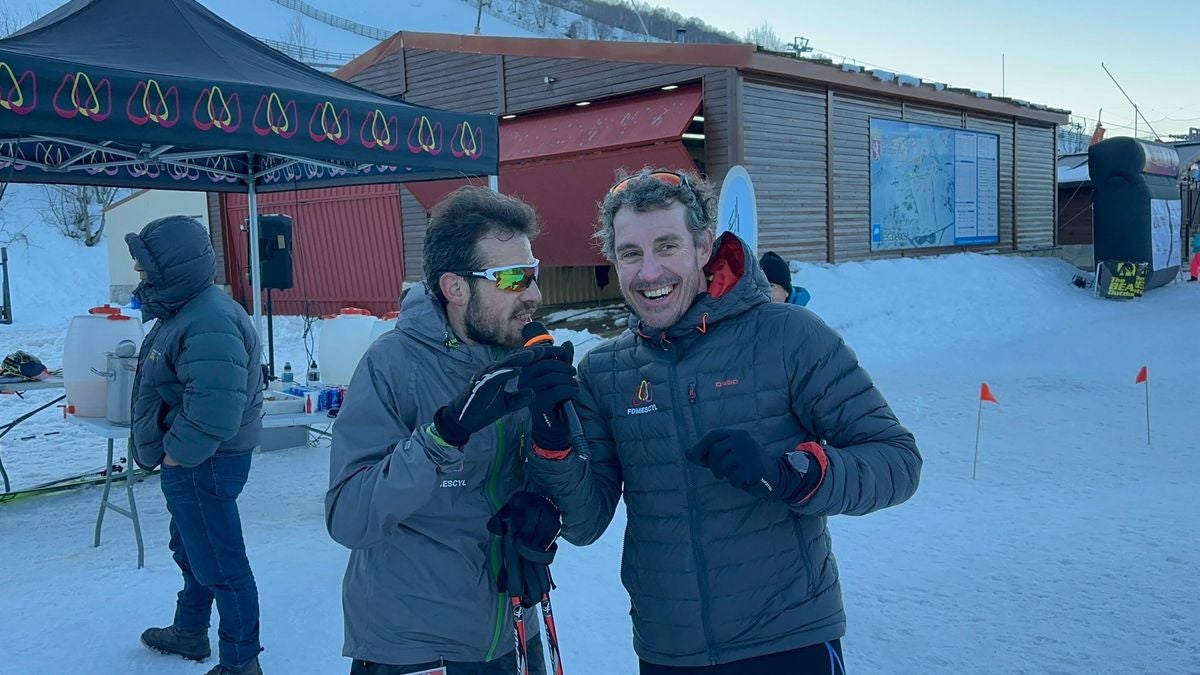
[204,657,263,675]
[141,625,211,661]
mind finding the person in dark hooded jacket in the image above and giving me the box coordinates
[127,216,264,675]
[523,169,922,674]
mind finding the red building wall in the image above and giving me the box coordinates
[222,184,404,317]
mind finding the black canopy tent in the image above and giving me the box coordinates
[0,0,499,338]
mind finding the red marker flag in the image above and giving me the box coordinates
[1135,366,1148,384]
[973,383,999,479]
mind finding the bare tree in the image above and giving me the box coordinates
[280,13,314,52]
[1,1,39,37]
[565,19,587,39]
[40,186,127,247]
[589,18,614,40]
[744,22,784,50]
[511,0,534,18]
[533,2,561,30]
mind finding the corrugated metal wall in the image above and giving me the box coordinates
[222,184,404,317]
[741,80,828,261]
[1015,123,1057,249]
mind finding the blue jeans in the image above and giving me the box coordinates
[160,451,261,668]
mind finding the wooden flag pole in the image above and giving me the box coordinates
[972,398,984,480]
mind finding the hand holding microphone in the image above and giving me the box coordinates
[519,322,582,455]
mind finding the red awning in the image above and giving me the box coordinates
[504,142,696,266]
[406,86,703,267]
[501,84,702,162]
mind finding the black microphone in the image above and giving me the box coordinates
[521,322,588,456]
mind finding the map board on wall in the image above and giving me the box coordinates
[870,118,1000,251]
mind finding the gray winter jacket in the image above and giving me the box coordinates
[527,234,922,667]
[127,216,262,470]
[325,286,534,666]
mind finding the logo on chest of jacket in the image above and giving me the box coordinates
[626,379,658,416]
[148,349,162,362]
[714,378,740,389]
[440,479,468,488]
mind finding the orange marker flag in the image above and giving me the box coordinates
[973,383,998,479]
[1135,366,1150,445]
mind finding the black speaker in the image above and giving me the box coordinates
[247,214,293,290]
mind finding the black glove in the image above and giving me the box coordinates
[517,342,578,451]
[686,429,814,502]
[487,491,561,608]
[433,350,539,447]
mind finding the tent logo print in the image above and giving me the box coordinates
[128,79,179,128]
[253,92,297,138]
[407,115,442,156]
[361,108,399,151]
[309,101,349,145]
[452,121,482,159]
[53,71,110,122]
[0,62,36,115]
[194,86,241,133]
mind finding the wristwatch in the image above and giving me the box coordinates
[784,450,812,477]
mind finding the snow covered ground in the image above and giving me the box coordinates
[2,225,1197,674]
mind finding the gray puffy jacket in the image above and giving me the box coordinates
[326,286,534,666]
[528,234,921,667]
[127,216,262,470]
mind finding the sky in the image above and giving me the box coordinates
[650,0,1199,140]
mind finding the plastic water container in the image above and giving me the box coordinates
[318,308,376,385]
[368,310,400,343]
[63,305,144,417]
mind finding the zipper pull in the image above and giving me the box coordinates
[688,381,696,404]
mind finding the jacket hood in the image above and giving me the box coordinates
[631,232,772,344]
[126,216,216,320]
[398,283,513,369]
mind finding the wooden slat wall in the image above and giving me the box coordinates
[964,114,1016,249]
[902,103,961,127]
[1057,185,1093,245]
[701,71,732,181]
[502,57,718,113]
[1016,123,1057,249]
[207,192,227,285]
[741,79,828,261]
[830,94,901,261]
[537,265,623,307]
[348,50,406,99]
[402,50,500,113]
[400,186,429,283]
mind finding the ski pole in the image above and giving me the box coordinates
[539,592,565,675]
[510,597,529,675]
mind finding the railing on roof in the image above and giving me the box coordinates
[268,0,391,41]
[255,37,359,67]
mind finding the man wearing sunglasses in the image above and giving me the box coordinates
[326,186,559,674]
[524,169,922,674]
